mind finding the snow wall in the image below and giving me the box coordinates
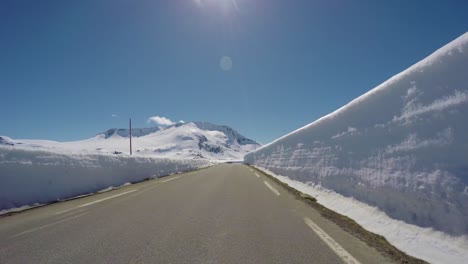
[245,33,468,236]
[0,147,211,211]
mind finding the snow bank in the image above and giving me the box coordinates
[254,167,468,264]
[245,32,468,239]
[0,147,211,211]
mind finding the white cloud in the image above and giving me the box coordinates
[147,116,175,127]
[111,114,119,118]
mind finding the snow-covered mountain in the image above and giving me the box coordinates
[0,136,15,146]
[245,32,468,238]
[3,122,260,160]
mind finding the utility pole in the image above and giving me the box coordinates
[129,118,132,155]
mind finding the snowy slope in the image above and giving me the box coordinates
[245,32,468,240]
[3,122,260,161]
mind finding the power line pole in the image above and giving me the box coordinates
[129,118,132,155]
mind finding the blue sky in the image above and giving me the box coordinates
[1,0,467,144]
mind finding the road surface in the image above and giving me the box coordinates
[0,164,392,263]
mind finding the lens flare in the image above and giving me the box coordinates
[220,56,233,71]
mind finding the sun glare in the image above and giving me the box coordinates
[194,0,239,13]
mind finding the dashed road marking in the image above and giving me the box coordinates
[162,176,180,183]
[111,184,159,203]
[304,217,361,264]
[254,173,260,178]
[58,209,88,219]
[264,181,280,196]
[55,189,137,215]
[10,212,89,238]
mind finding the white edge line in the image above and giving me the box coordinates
[263,181,280,195]
[162,176,180,183]
[304,217,361,264]
[10,212,89,238]
[55,189,137,215]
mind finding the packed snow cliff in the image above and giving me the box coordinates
[245,33,468,237]
[0,148,211,212]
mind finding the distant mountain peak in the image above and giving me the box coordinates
[191,121,259,146]
[4,121,259,160]
[84,121,260,160]
[0,136,15,146]
[100,121,259,146]
[101,127,161,139]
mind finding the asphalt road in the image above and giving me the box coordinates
[0,164,392,264]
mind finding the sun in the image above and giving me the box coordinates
[194,0,239,12]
